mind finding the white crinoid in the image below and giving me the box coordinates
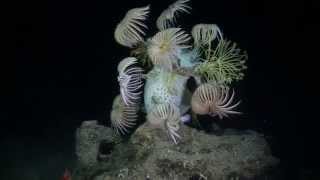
[147,103,181,144]
[114,5,150,48]
[192,24,223,47]
[191,83,240,119]
[110,95,139,134]
[117,57,144,106]
[147,28,191,71]
[156,0,191,30]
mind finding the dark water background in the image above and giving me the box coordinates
[3,0,319,179]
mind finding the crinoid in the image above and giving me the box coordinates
[110,95,139,134]
[147,28,191,71]
[191,83,241,119]
[192,24,223,47]
[117,57,144,106]
[114,5,150,48]
[147,103,181,144]
[195,39,248,84]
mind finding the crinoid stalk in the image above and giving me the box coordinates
[110,0,247,143]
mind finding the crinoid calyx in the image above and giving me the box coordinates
[147,28,191,71]
[191,83,240,119]
[147,103,181,144]
[110,95,139,135]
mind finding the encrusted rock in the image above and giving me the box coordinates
[75,120,114,167]
[73,122,280,180]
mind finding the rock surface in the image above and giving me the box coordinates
[75,120,114,167]
[73,121,280,180]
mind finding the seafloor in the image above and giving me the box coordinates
[0,131,76,180]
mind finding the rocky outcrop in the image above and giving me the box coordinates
[75,120,114,167]
[73,121,280,180]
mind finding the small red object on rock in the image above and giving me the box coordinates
[61,168,72,180]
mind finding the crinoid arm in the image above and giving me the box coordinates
[117,57,144,106]
[192,24,223,47]
[147,103,181,144]
[156,0,191,30]
[114,5,150,48]
[191,83,241,119]
[147,28,191,71]
[110,95,139,135]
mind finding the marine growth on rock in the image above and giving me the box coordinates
[110,0,248,144]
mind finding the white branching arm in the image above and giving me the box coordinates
[156,0,191,30]
[114,5,150,48]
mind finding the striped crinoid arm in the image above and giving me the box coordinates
[156,0,191,30]
[192,24,223,47]
[147,28,191,71]
[147,103,181,144]
[191,83,241,119]
[110,95,139,135]
[114,5,150,48]
[117,57,144,106]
